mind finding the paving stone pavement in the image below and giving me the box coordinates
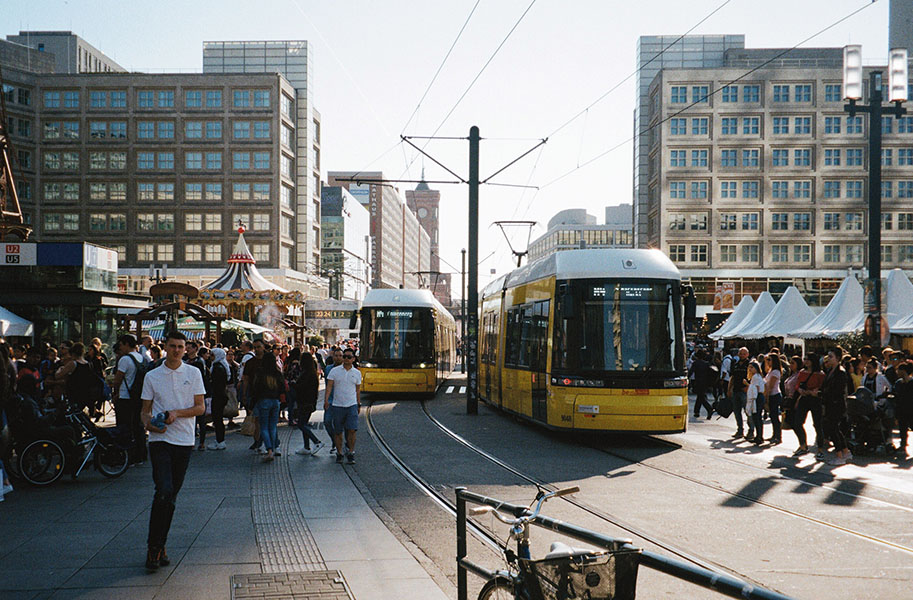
[231,571,351,600]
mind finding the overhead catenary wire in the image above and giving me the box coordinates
[538,0,881,190]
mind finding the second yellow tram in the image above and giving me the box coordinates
[479,248,689,433]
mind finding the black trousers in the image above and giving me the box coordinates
[791,395,823,448]
[211,394,227,443]
[823,404,847,452]
[693,385,713,417]
[147,441,192,549]
[114,397,146,463]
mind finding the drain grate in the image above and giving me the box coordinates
[231,571,352,600]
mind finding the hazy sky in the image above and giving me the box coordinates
[6,0,891,290]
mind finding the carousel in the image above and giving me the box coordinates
[198,225,306,342]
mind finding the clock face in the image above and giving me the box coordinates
[418,207,428,218]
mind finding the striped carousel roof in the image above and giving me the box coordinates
[201,226,289,293]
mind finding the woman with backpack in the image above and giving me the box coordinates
[207,348,231,450]
[294,352,324,455]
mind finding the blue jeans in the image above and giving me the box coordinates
[256,398,280,451]
[732,390,746,432]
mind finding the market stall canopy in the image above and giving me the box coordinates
[145,316,273,340]
[740,286,815,339]
[886,269,913,329]
[721,291,776,340]
[0,305,33,337]
[708,295,755,340]
[789,276,863,339]
[202,227,289,293]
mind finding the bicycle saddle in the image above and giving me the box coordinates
[544,542,595,560]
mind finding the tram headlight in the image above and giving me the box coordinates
[551,376,604,387]
[360,362,377,368]
[413,363,429,369]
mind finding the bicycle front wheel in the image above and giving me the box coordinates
[477,577,519,600]
[94,444,129,478]
[20,440,66,486]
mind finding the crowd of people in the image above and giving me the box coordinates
[0,333,364,504]
[688,343,913,465]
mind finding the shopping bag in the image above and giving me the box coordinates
[240,414,257,436]
[224,386,240,419]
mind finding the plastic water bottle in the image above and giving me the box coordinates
[151,412,167,429]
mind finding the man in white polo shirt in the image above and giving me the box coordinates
[324,348,361,465]
[140,331,206,572]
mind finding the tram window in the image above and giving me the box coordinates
[505,308,523,367]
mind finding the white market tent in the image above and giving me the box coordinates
[886,269,913,329]
[0,306,33,337]
[789,276,864,339]
[708,295,755,340]
[721,291,776,340]
[740,286,816,339]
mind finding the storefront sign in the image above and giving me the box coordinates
[1,243,37,265]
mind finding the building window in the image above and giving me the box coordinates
[44,152,61,169]
[157,90,174,108]
[690,181,707,199]
[846,148,863,166]
[883,213,894,230]
[823,245,840,263]
[253,214,270,230]
[794,117,811,135]
[669,245,685,261]
[138,121,154,139]
[156,244,174,261]
[845,213,863,231]
[794,84,811,102]
[43,214,61,231]
[882,245,893,263]
[794,149,811,167]
[233,121,251,139]
[690,244,708,263]
[846,244,863,263]
[280,184,292,208]
[882,148,893,165]
[742,117,759,135]
[741,244,759,262]
[901,245,913,263]
[721,117,737,135]
[90,91,106,108]
[154,214,173,232]
[233,183,251,201]
[206,90,222,108]
[186,152,203,169]
[253,89,270,107]
[281,155,293,178]
[771,213,788,230]
[138,152,154,170]
[771,181,788,198]
[721,85,737,102]
[741,213,758,231]
[670,86,686,103]
[253,121,270,139]
[742,180,759,198]
[253,182,270,201]
[793,244,810,263]
[846,180,863,198]
[185,121,202,138]
[251,243,269,262]
[281,94,293,117]
[824,180,841,198]
[669,215,685,231]
[110,122,126,138]
[898,213,913,230]
[742,85,759,102]
[110,213,126,230]
[771,245,788,263]
[720,214,737,230]
[185,213,202,231]
[185,183,202,201]
[62,91,79,108]
[253,152,270,169]
[741,149,759,167]
[138,90,154,108]
[158,152,174,169]
[233,90,250,108]
[772,149,789,166]
[205,244,221,262]
[691,118,708,135]
[690,214,707,231]
[205,121,222,139]
[793,213,811,230]
[720,245,737,262]
[137,213,155,232]
[846,116,863,134]
[205,152,221,170]
[690,149,707,167]
[721,149,737,167]
[62,122,79,139]
[824,116,841,134]
[137,244,154,261]
[185,90,202,108]
[233,152,250,169]
[281,124,293,147]
[824,213,840,230]
[772,85,789,102]
[43,91,60,108]
[899,181,913,198]
[89,152,106,170]
[138,183,155,201]
[772,117,789,135]
[670,118,687,135]
[158,121,174,139]
[720,181,737,198]
[186,244,202,261]
[825,84,842,102]
[204,213,221,231]
[691,86,709,103]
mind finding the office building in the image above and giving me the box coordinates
[327,171,431,290]
[406,173,452,306]
[633,35,745,248]
[527,206,633,262]
[321,185,370,301]
[1,34,323,296]
[647,46,913,306]
[7,31,125,74]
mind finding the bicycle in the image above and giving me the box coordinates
[471,486,639,600]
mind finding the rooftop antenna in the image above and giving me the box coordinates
[492,220,536,267]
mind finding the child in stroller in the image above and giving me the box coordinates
[846,386,894,455]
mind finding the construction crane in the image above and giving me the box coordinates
[0,66,32,241]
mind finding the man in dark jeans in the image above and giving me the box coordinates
[140,331,206,571]
[688,349,714,419]
[727,347,750,438]
[821,347,852,466]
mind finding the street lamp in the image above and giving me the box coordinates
[148,263,168,284]
[843,45,908,347]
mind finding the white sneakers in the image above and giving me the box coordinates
[206,441,227,450]
[310,442,325,456]
[295,442,325,456]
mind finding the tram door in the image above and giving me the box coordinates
[530,300,549,423]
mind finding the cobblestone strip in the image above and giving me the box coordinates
[235,426,355,599]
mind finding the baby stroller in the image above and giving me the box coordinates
[846,387,895,455]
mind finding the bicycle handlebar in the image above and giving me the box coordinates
[469,486,580,524]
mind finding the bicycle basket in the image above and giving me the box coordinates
[520,549,640,600]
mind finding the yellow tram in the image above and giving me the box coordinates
[479,249,689,433]
[358,288,457,394]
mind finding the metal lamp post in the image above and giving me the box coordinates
[843,45,908,347]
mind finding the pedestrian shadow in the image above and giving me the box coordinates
[767,454,868,506]
[707,437,766,456]
[720,476,777,507]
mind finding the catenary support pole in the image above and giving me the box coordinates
[467,126,479,414]
[461,247,466,374]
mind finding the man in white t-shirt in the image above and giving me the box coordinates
[324,348,362,465]
[112,334,149,465]
[140,330,205,572]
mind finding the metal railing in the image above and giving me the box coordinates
[455,487,795,600]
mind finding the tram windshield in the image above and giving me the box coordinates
[552,280,683,376]
[361,307,434,364]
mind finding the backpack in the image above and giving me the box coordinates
[126,354,148,402]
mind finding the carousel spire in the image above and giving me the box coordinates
[228,221,256,264]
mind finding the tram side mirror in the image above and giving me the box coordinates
[682,284,696,321]
[348,311,359,330]
[558,284,575,319]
